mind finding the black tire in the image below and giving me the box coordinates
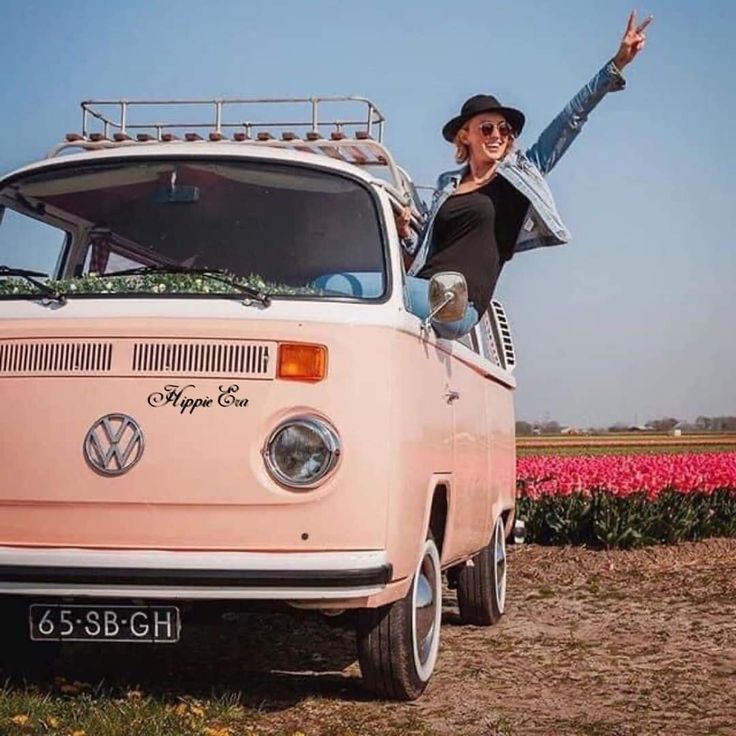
[0,599,60,680]
[356,537,442,700]
[456,515,507,626]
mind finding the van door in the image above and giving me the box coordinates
[446,331,492,557]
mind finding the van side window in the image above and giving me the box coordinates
[457,328,480,353]
[0,207,69,275]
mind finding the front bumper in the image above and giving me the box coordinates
[0,547,391,600]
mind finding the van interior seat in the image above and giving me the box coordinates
[311,271,383,298]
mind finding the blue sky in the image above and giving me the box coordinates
[1,0,734,427]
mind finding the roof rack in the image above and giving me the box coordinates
[49,96,428,226]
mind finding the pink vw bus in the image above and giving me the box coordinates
[0,98,516,700]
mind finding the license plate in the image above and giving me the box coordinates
[29,604,180,643]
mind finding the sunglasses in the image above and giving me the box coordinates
[478,121,514,139]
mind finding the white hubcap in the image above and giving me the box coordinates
[494,518,507,614]
[411,538,442,681]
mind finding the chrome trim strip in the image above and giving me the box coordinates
[0,564,390,588]
[0,583,383,600]
[0,547,387,571]
[0,548,389,600]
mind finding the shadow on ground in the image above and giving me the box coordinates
[4,608,374,708]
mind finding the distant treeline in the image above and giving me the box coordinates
[516,416,736,436]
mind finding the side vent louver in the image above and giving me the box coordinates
[490,300,516,372]
[478,314,502,367]
[0,341,112,374]
[131,341,274,378]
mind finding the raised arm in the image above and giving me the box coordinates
[525,11,652,175]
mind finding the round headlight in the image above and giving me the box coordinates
[264,416,341,488]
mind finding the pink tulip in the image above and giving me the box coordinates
[517,452,736,500]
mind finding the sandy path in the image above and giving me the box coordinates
[7,539,735,736]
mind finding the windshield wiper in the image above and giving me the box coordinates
[105,265,271,307]
[0,265,67,305]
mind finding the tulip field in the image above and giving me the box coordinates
[516,435,736,548]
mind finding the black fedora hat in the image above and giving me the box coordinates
[442,94,525,142]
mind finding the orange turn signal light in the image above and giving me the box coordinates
[277,343,327,382]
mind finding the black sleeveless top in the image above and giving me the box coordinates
[418,175,529,313]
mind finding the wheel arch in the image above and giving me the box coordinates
[491,499,516,542]
[502,505,516,540]
[418,474,453,564]
[428,482,449,555]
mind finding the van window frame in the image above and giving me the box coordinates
[0,155,394,306]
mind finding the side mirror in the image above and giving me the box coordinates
[427,271,468,324]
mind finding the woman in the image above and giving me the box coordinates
[402,11,652,339]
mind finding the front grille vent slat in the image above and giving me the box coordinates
[0,341,113,375]
[131,341,274,379]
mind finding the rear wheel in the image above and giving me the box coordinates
[356,537,442,700]
[456,515,507,625]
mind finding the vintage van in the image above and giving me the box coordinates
[0,97,516,700]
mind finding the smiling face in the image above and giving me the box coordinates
[457,112,514,168]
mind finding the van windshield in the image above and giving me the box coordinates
[0,159,386,300]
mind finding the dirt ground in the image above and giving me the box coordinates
[10,539,736,736]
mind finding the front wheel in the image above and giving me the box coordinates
[356,537,442,700]
[456,515,507,625]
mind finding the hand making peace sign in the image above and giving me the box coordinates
[613,10,653,70]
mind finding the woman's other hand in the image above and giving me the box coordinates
[613,10,653,70]
[395,206,413,239]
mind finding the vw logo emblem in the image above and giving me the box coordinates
[83,414,145,476]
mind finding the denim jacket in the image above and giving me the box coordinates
[407,60,626,276]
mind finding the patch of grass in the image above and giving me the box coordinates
[532,585,555,599]
[0,682,445,736]
[0,686,250,736]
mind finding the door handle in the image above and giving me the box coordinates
[445,390,460,403]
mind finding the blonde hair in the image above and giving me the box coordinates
[453,125,516,164]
